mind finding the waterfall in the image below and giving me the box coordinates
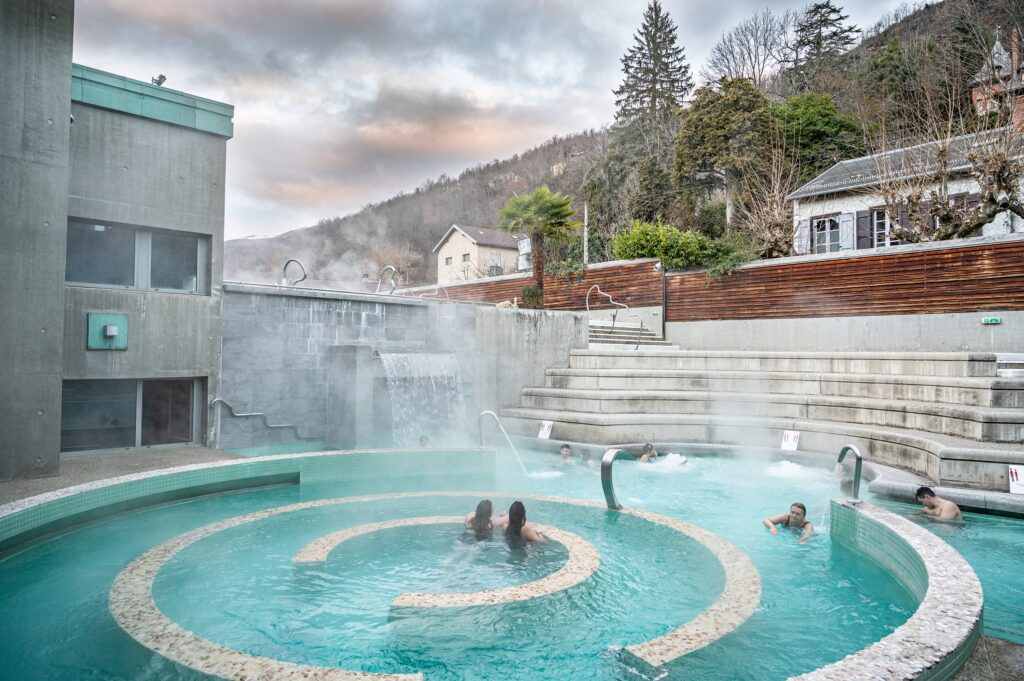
[378,352,466,447]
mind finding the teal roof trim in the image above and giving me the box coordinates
[71,64,234,139]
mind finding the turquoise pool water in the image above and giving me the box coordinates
[865,491,1024,644]
[0,450,919,680]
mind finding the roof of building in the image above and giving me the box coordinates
[971,39,1014,85]
[432,224,527,253]
[71,64,234,138]
[787,127,1017,201]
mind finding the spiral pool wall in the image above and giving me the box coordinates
[796,500,983,680]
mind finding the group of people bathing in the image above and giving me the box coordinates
[465,499,545,542]
[763,486,963,545]
[558,442,681,466]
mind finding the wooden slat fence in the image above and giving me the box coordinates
[665,239,1024,322]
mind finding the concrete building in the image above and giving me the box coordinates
[1,1,233,480]
[788,32,1024,255]
[433,224,527,284]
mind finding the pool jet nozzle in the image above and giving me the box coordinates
[837,444,863,505]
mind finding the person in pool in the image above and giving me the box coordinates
[916,486,962,521]
[558,443,576,465]
[638,443,658,463]
[763,502,814,544]
[504,501,544,542]
[465,499,506,536]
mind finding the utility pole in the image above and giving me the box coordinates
[583,200,589,264]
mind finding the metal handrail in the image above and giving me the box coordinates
[420,285,450,300]
[585,285,628,332]
[281,259,307,286]
[477,410,528,476]
[211,398,321,441]
[601,448,636,510]
[837,444,863,504]
[376,266,397,295]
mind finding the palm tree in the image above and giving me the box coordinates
[496,187,582,305]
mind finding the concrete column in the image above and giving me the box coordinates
[0,0,74,479]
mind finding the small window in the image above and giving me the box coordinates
[444,256,453,266]
[490,252,501,266]
[462,253,471,263]
[872,210,904,248]
[66,221,136,287]
[812,217,840,254]
[151,232,200,291]
[141,379,194,445]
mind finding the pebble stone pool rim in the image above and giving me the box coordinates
[0,448,984,680]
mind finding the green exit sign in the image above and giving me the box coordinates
[981,317,1002,325]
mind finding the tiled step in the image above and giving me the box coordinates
[518,387,1024,442]
[543,369,1024,408]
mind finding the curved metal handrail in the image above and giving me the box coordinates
[281,259,307,286]
[585,285,628,332]
[837,444,863,504]
[376,266,397,295]
[477,410,528,476]
[211,398,321,441]
[601,448,636,510]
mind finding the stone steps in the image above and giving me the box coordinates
[543,368,1024,408]
[587,321,679,350]
[568,349,998,377]
[519,387,1024,442]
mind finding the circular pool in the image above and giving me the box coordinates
[0,449,918,680]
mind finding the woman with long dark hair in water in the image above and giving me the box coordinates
[465,499,505,537]
[504,500,545,542]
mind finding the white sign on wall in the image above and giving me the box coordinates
[538,420,553,440]
[1010,465,1024,495]
[781,430,801,451]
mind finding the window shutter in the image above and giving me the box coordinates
[839,213,855,250]
[855,210,872,249]
[795,219,811,254]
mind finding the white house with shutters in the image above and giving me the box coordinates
[788,32,1024,255]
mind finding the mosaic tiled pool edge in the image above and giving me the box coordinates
[108,492,759,677]
[0,448,494,553]
[791,500,984,681]
[293,515,601,607]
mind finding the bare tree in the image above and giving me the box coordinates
[701,9,792,92]
[365,239,423,283]
[735,126,803,257]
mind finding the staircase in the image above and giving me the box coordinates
[501,347,1024,490]
[587,319,678,350]
[997,353,1024,378]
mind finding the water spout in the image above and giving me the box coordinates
[477,411,529,476]
[601,448,636,510]
[837,444,863,504]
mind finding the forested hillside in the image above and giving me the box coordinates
[226,0,1024,288]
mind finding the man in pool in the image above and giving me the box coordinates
[558,443,575,464]
[916,486,962,521]
[638,443,658,463]
[763,503,814,544]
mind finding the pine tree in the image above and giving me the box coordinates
[795,1,859,66]
[613,0,693,122]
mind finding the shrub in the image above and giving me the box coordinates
[521,284,544,309]
[694,201,727,238]
[611,219,722,269]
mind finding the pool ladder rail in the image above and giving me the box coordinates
[600,448,636,510]
[585,285,644,350]
[211,398,322,442]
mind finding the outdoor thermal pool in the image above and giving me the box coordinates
[0,446,978,680]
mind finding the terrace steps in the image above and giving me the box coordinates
[500,348,1024,490]
[587,320,678,350]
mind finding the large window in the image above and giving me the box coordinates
[812,216,841,253]
[61,378,202,452]
[66,219,209,293]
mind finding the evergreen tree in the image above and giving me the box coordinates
[795,1,859,65]
[627,156,674,222]
[613,0,693,122]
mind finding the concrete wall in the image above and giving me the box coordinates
[665,310,1024,352]
[216,285,586,450]
[0,0,75,480]
[64,99,230,446]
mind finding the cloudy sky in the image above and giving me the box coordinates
[72,0,904,240]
